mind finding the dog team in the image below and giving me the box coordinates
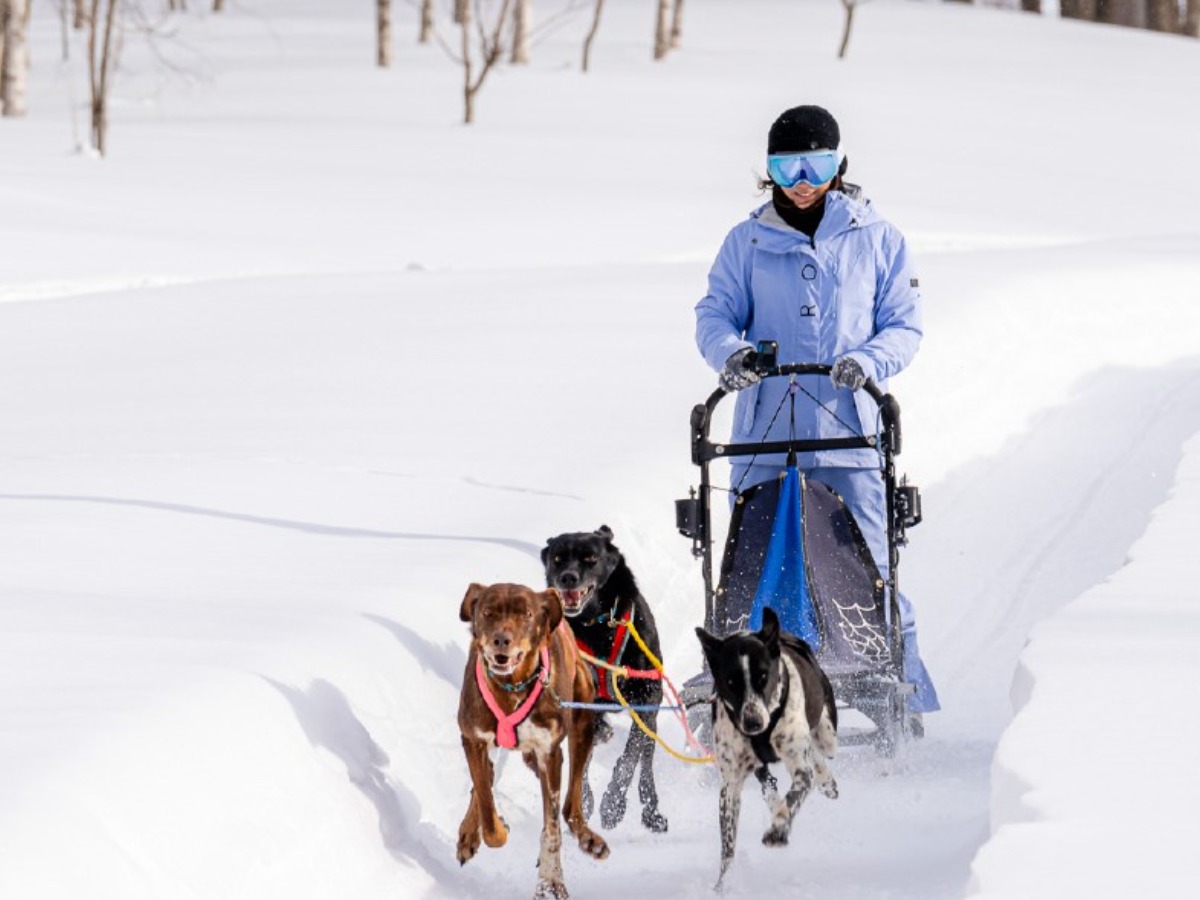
[457,526,839,898]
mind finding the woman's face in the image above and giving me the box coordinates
[780,180,833,210]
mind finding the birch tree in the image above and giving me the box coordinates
[653,0,669,60]
[419,0,434,43]
[377,0,392,66]
[837,0,857,58]
[511,0,531,63]
[457,0,513,124]
[669,0,683,49]
[582,0,603,71]
[1,0,31,117]
[88,0,121,155]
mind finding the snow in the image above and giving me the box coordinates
[1,1,1198,898]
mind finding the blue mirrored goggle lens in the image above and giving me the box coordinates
[767,151,841,188]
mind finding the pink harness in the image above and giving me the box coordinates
[475,645,551,750]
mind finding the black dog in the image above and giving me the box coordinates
[695,607,838,888]
[542,525,668,833]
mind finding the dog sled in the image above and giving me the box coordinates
[676,350,923,755]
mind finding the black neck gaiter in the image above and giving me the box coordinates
[772,186,827,240]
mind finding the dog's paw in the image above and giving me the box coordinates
[599,790,627,829]
[481,816,509,849]
[534,877,570,900]
[762,824,790,847]
[641,806,668,833]
[575,827,610,860]
[456,826,481,865]
[820,777,839,800]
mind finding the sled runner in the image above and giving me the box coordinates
[676,353,923,755]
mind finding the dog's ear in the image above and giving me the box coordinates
[759,607,781,654]
[695,627,723,672]
[595,524,614,541]
[540,588,564,632]
[540,541,552,565]
[460,583,487,623]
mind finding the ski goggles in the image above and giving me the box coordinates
[766,148,844,188]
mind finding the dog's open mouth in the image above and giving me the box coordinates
[558,584,594,616]
[484,649,525,676]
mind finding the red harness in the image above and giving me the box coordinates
[576,611,661,700]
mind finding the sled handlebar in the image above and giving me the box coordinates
[691,362,903,463]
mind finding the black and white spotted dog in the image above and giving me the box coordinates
[694,607,839,888]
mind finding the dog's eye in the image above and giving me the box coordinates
[583,555,598,565]
[554,555,564,564]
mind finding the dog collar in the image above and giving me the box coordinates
[475,646,551,750]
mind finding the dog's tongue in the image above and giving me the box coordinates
[562,589,582,606]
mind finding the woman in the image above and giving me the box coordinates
[694,104,939,717]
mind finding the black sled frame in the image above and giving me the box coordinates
[676,362,923,755]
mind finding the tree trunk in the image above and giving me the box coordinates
[669,0,684,49]
[511,0,530,64]
[837,0,855,59]
[460,0,514,124]
[653,0,670,60]
[1146,0,1178,30]
[1020,0,1042,11]
[214,0,226,12]
[1097,0,1146,27]
[419,0,434,43]
[74,0,89,29]
[377,0,392,67]
[582,0,604,72]
[454,0,467,26]
[89,0,120,155]
[1,0,31,118]
[1186,0,1199,35]
[1061,0,1100,20]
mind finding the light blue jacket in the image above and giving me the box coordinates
[695,190,922,468]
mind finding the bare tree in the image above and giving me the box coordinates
[1,0,31,117]
[837,0,856,59]
[74,0,89,28]
[1187,0,1200,35]
[1146,0,1179,31]
[214,0,225,11]
[454,0,467,25]
[582,0,603,71]
[377,0,392,66]
[653,0,669,60]
[511,0,531,63]
[419,0,434,43]
[669,0,683,49]
[1097,0,1147,27]
[87,0,121,155]
[458,0,514,123]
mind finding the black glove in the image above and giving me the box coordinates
[719,347,761,392]
[830,356,867,390]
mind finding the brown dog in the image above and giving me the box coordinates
[457,582,609,900]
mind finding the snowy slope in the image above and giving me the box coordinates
[2,2,1199,898]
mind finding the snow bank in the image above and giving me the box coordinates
[969,433,1200,897]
